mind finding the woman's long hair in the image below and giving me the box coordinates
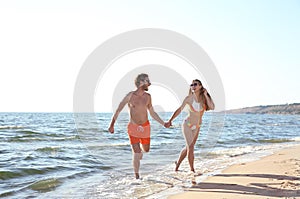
[189,79,214,111]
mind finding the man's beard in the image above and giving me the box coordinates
[143,85,148,91]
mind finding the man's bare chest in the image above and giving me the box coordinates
[129,95,148,108]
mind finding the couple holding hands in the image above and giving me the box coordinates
[108,73,214,179]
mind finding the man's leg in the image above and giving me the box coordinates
[133,138,150,179]
[131,143,142,179]
[140,136,150,152]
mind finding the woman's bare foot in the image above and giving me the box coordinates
[135,173,140,179]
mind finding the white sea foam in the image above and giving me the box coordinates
[292,137,300,142]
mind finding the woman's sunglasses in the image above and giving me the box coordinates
[190,83,198,87]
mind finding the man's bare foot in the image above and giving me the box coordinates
[135,173,140,179]
[175,161,179,171]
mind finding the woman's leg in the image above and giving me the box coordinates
[175,147,187,171]
[187,130,200,172]
[176,122,194,171]
[187,144,195,172]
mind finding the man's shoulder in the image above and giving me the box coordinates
[144,92,151,99]
[123,91,134,100]
[145,92,151,96]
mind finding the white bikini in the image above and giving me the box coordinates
[191,98,202,112]
[185,95,203,130]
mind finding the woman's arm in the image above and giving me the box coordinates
[168,96,189,123]
[203,89,215,110]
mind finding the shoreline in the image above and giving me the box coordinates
[168,144,300,199]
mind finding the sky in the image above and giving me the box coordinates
[0,0,299,112]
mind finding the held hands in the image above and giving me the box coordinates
[164,121,172,128]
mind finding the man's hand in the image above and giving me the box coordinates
[108,126,114,133]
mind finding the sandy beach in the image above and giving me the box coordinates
[169,144,300,199]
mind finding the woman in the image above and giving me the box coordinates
[167,79,215,172]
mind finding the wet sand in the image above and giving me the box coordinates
[168,144,300,199]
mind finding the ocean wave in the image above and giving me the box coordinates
[8,135,79,143]
[207,145,264,158]
[0,170,22,180]
[8,136,44,142]
[35,146,62,153]
[17,130,40,134]
[0,168,45,180]
[85,142,130,149]
[0,125,24,130]
[50,135,80,141]
[28,178,62,192]
[259,138,295,143]
[219,136,297,146]
[0,166,67,181]
[0,189,17,198]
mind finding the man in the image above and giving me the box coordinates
[108,73,169,179]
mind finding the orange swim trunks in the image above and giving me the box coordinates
[127,120,151,145]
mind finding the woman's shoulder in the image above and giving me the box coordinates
[184,94,193,102]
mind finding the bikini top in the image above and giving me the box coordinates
[189,95,203,113]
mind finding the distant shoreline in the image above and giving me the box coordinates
[1,103,300,114]
[224,103,300,115]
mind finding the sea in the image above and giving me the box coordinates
[1,112,300,199]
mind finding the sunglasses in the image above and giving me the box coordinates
[190,83,198,87]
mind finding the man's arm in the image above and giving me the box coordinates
[108,92,131,133]
[147,94,166,126]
